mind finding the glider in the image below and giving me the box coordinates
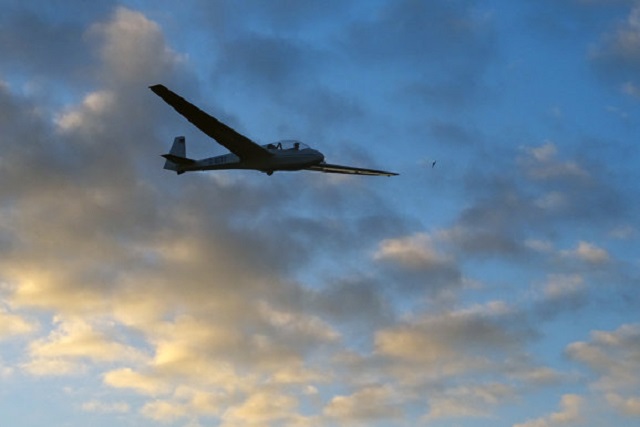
[150,84,397,177]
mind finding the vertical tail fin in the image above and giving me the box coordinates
[162,136,194,173]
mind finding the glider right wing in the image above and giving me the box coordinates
[149,84,271,160]
[305,163,398,177]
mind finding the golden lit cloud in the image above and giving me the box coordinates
[103,368,171,396]
[1,2,639,426]
[0,307,36,339]
[22,317,146,376]
[220,391,299,427]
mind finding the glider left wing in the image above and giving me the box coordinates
[149,84,271,160]
[305,163,398,177]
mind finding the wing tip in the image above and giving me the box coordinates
[149,84,167,93]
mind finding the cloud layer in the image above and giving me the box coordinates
[0,2,639,427]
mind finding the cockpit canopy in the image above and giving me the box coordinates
[264,140,309,151]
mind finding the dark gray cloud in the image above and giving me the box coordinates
[585,2,640,92]
[0,1,116,92]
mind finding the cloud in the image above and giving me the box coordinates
[528,239,612,268]
[521,142,588,182]
[374,233,450,269]
[0,306,36,339]
[373,231,463,301]
[0,7,91,85]
[0,358,13,378]
[566,323,640,392]
[220,391,299,427]
[374,301,534,383]
[606,393,640,416]
[22,317,146,376]
[55,90,115,132]
[531,273,590,320]
[592,4,640,65]
[104,368,171,396]
[542,274,586,300]
[140,398,190,423]
[21,358,81,377]
[590,3,640,94]
[450,140,631,268]
[609,224,637,239]
[563,241,610,264]
[426,383,514,420]
[622,81,640,97]
[342,0,497,107]
[88,6,185,87]
[258,301,341,344]
[513,394,584,427]
[1,3,638,426]
[508,366,564,387]
[323,385,402,424]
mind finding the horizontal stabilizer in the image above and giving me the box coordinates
[161,154,195,165]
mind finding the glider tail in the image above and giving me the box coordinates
[162,136,194,174]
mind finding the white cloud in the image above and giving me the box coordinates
[140,399,189,422]
[22,317,145,376]
[543,275,586,299]
[566,323,640,392]
[525,239,554,253]
[608,224,636,239]
[590,3,640,93]
[103,368,171,396]
[530,142,557,162]
[220,391,299,427]
[258,302,340,343]
[426,383,514,420]
[323,385,402,423]
[562,241,610,264]
[0,358,14,378]
[0,307,37,339]
[534,191,568,210]
[513,394,584,427]
[88,7,184,86]
[607,5,640,61]
[374,232,449,268]
[606,393,640,416]
[510,366,563,387]
[22,358,81,377]
[55,90,115,132]
[30,317,144,360]
[522,142,588,181]
[373,301,527,383]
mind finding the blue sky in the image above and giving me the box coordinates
[1,1,639,426]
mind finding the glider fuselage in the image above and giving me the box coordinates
[183,143,324,173]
